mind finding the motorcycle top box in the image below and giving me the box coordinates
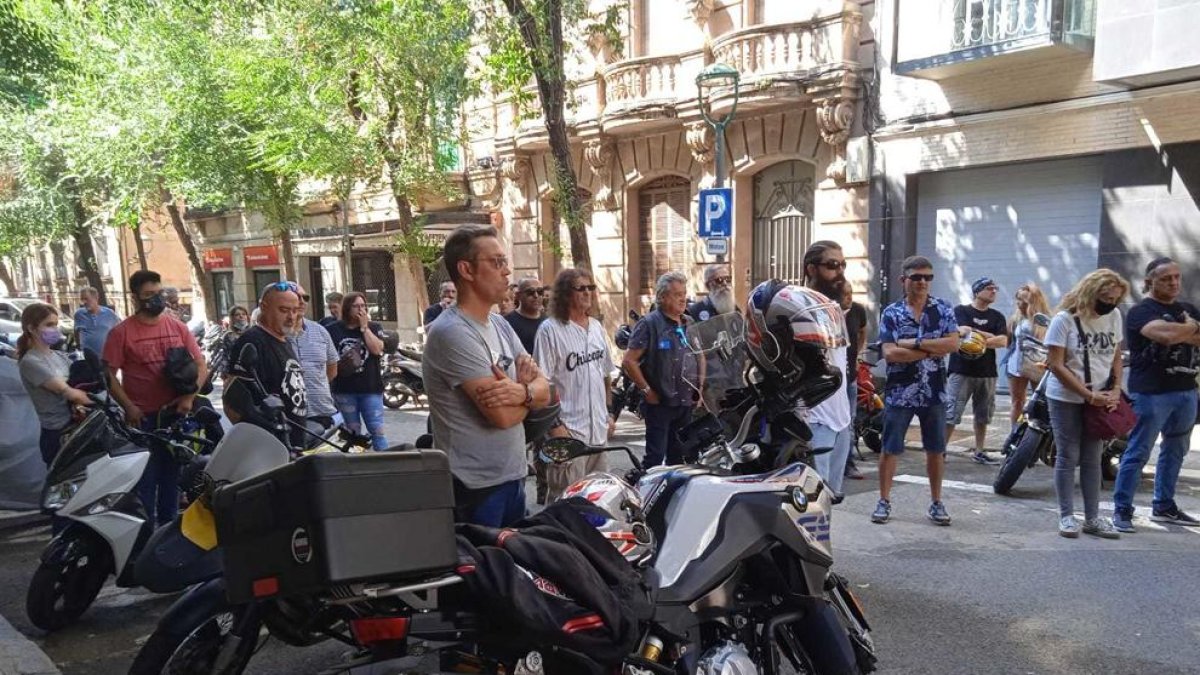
[213,450,457,604]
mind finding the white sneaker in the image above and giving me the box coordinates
[1082,517,1120,539]
[1059,516,1081,538]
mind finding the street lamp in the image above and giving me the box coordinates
[695,63,741,188]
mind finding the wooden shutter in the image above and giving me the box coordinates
[638,176,692,293]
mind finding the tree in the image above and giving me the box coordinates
[480,0,622,271]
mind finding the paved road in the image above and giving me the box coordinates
[4,404,1200,674]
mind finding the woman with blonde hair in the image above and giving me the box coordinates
[1005,282,1052,428]
[1044,269,1129,539]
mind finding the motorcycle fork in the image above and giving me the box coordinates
[213,603,261,673]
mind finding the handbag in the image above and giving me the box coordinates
[1074,316,1136,440]
[1017,345,1045,383]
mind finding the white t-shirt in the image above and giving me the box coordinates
[534,317,614,446]
[1044,309,1123,404]
[804,345,851,432]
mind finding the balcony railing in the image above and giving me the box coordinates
[712,22,820,81]
[603,54,687,112]
[897,0,1095,76]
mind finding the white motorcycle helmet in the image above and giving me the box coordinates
[745,280,847,409]
[562,473,655,566]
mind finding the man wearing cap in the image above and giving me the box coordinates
[1111,257,1200,531]
[945,277,1008,465]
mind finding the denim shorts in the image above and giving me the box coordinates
[881,404,947,455]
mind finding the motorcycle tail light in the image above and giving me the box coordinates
[351,617,410,646]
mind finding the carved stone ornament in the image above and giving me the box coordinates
[816,99,855,148]
[686,122,715,165]
[500,156,531,182]
[684,0,715,24]
[467,168,501,205]
[584,139,618,210]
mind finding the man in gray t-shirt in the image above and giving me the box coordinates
[423,224,554,527]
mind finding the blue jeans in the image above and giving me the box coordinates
[334,393,389,451]
[1113,389,1198,514]
[460,479,526,528]
[881,404,946,454]
[643,404,691,468]
[1048,399,1101,521]
[135,444,181,527]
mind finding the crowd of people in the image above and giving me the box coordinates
[11,223,1198,541]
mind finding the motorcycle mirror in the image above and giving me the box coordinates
[236,343,259,370]
[194,406,221,425]
[1033,313,1051,327]
[540,437,588,464]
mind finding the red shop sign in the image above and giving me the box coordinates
[203,248,233,270]
[243,245,280,268]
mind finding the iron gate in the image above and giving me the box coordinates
[751,209,810,285]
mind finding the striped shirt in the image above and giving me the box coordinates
[287,319,338,417]
[534,317,613,445]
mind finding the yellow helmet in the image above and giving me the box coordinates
[958,331,987,359]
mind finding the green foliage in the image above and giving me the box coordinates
[390,218,445,270]
[0,0,66,107]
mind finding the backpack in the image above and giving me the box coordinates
[164,346,199,395]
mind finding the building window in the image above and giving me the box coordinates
[352,251,397,322]
[954,0,1045,50]
[638,176,692,294]
[211,271,235,318]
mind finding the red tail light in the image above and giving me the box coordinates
[350,617,411,646]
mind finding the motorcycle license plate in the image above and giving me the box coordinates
[181,500,218,551]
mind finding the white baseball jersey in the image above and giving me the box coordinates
[534,317,614,446]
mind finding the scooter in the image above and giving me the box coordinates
[25,353,219,631]
[853,343,884,454]
[610,310,644,422]
[382,345,424,409]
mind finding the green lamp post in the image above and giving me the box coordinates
[695,63,741,188]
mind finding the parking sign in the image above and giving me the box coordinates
[698,188,732,238]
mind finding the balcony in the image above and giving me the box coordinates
[896,0,1095,79]
[710,13,861,113]
[600,52,705,134]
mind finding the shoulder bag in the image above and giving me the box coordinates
[1074,316,1135,440]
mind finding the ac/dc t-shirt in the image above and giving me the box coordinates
[1126,298,1200,394]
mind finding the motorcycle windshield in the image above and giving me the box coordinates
[683,312,750,416]
[203,423,290,486]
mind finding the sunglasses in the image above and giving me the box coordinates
[708,276,732,286]
[573,284,597,292]
[904,273,934,282]
[521,287,549,297]
[473,255,510,270]
[816,260,847,271]
[263,281,307,302]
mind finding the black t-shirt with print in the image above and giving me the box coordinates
[1126,298,1200,394]
[326,321,385,394]
[504,311,545,355]
[948,304,1007,377]
[225,326,307,424]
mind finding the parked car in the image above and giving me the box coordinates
[0,317,22,348]
[0,297,74,334]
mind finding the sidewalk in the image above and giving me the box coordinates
[0,613,58,675]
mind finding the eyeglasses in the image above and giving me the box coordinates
[472,255,510,270]
[708,276,732,286]
[521,287,548,297]
[816,260,847,271]
[572,284,597,293]
[905,273,935,283]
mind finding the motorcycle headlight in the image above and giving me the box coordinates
[79,492,127,516]
[43,471,87,511]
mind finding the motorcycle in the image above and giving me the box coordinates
[994,315,1126,494]
[198,324,233,396]
[382,344,425,409]
[128,312,876,674]
[853,343,884,454]
[610,310,644,422]
[25,352,220,632]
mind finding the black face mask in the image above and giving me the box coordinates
[1094,300,1118,316]
[140,292,167,317]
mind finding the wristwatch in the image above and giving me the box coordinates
[523,383,533,408]
[914,337,924,352]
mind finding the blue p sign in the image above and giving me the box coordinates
[699,188,732,237]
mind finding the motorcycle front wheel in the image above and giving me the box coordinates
[993,426,1043,495]
[25,551,110,631]
[129,587,259,675]
[1102,438,1127,482]
[382,382,410,409]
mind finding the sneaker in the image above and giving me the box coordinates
[1082,517,1121,539]
[870,499,891,524]
[1059,516,1081,538]
[972,451,1000,466]
[1111,509,1135,533]
[1150,506,1200,526]
[928,501,952,526]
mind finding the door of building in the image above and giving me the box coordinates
[915,156,1104,391]
[351,251,397,322]
[308,257,326,321]
[210,272,235,318]
[252,269,281,306]
[752,161,815,286]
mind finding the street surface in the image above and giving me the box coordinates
[2,402,1200,674]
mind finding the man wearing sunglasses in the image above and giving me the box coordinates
[686,265,737,322]
[425,225,554,527]
[504,277,547,354]
[945,277,1008,466]
[873,256,961,527]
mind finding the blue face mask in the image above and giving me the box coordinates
[40,328,63,346]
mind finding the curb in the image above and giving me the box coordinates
[0,512,47,534]
[0,612,59,675]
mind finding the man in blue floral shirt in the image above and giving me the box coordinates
[872,256,964,527]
